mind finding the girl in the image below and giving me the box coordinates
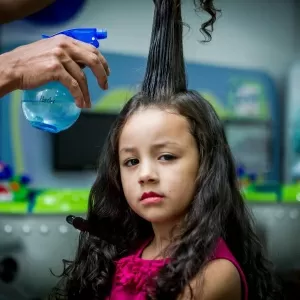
[51,0,281,299]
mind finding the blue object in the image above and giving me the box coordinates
[25,0,86,26]
[0,162,13,180]
[237,165,246,178]
[20,175,31,185]
[21,28,107,133]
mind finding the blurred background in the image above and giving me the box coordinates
[1,0,300,298]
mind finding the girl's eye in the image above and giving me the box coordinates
[159,154,176,161]
[124,158,139,167]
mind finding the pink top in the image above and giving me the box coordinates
[107,238,248,300]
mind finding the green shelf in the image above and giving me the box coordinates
[32,189,89,214]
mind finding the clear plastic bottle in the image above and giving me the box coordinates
[21,28,107,133]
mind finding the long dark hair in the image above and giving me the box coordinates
[50,1,280,299]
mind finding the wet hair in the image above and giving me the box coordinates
[50,0,281,299]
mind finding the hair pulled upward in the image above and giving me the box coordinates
[143,0,220,99]
[50,1,281,300]
[142,0,186,98]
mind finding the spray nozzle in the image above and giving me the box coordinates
[96,29,108,39]
[42,27,107,49]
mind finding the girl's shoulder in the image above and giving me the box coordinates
[211,238,248,300]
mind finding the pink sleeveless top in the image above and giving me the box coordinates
[107,238,248,300]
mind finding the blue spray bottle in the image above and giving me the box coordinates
[21,28,107,133]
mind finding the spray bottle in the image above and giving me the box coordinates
[21,28,107,133]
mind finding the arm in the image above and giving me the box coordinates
[0,0,56,24]
[177,259,242,300]
[0,52,17,98]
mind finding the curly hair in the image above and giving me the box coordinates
[50,1,281,299]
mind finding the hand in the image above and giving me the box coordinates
[5,34,110,108]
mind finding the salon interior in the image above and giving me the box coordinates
[1,0,300,299]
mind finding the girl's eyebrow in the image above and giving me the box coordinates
[119,141,180,154]
[151,141,180,149]
[119,146,137,154]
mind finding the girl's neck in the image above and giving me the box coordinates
[141,220,181,259]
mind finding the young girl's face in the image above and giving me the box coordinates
[118,106,199,225]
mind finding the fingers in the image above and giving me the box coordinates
[53,68,84,108]
[98,51,110,76]
[70,40,109,90]
[84,53,108,90]
[43,35,110,107]
[75,40,110,76]
[63,58,91,108]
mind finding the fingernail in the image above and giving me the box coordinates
[85,97,91,108]
[108,68,111,76]
[75,99,82,108]
[105,82,108,90]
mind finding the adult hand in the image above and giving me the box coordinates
[1,34,110,108]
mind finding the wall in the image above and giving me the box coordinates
[2,0,297,81]
[0,0,297,188]
[295,0,300,56]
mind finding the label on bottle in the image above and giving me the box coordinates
[40,96,55,104]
